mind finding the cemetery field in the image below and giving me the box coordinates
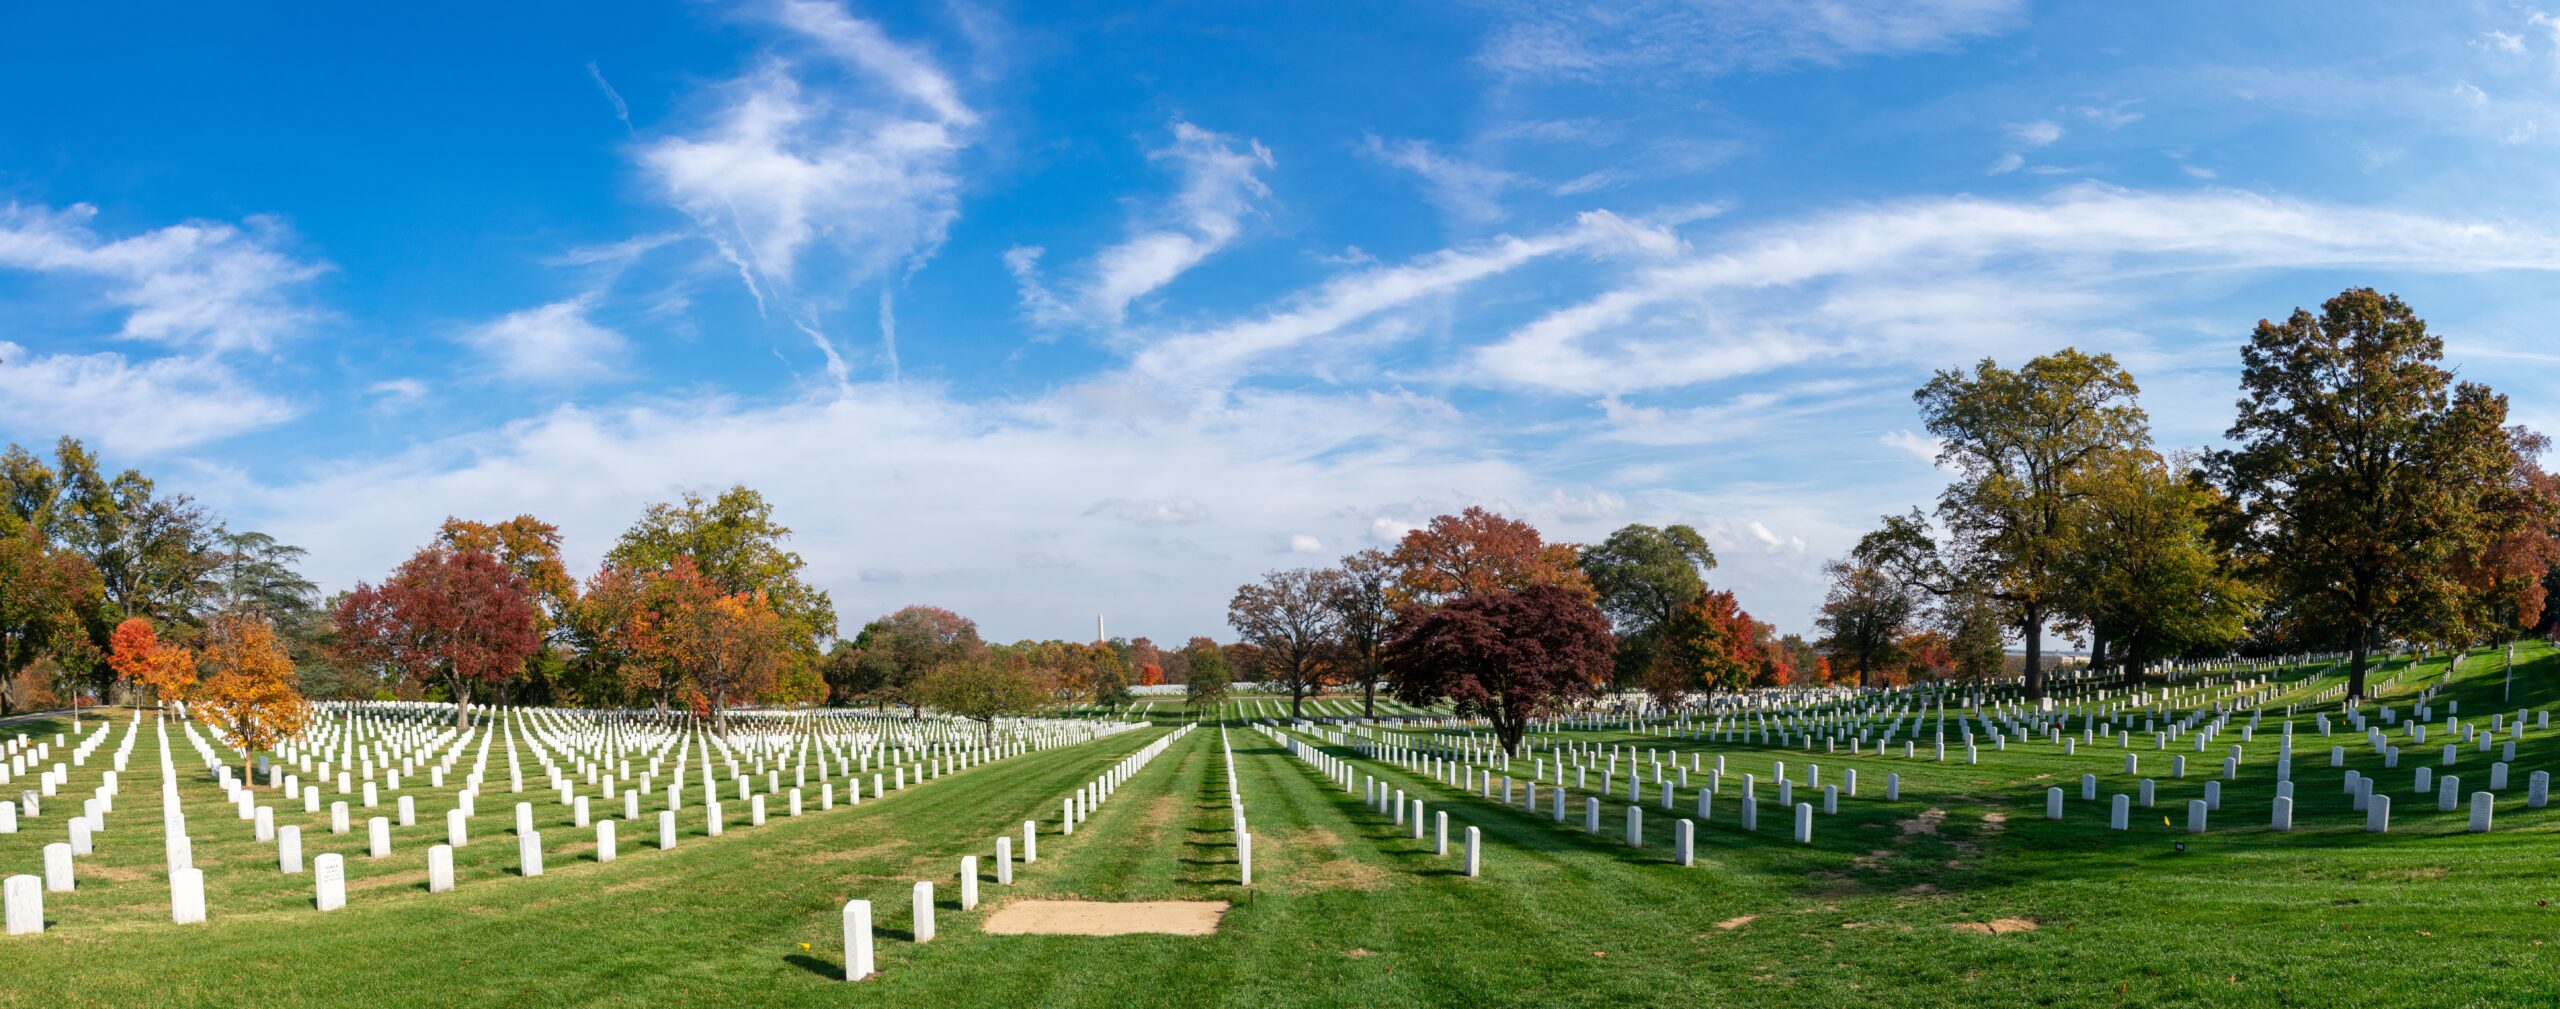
[6,646,2560,1007]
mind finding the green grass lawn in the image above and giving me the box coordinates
[4,643,2558,1007]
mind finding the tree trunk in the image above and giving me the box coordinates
[1362,677,1376,721]
[2349,627,2371,700]
[2021,606,2046,700]
[452,678,474,730]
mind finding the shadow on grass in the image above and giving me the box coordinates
[782,953,839,979]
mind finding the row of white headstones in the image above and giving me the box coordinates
[4,704,1149,936]
[839,722,1197,982]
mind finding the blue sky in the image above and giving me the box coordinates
[5,0,2560,644]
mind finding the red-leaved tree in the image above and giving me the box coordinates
[333,546,542,729]
[1384,584,1613,754]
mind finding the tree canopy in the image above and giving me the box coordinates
[1384,583,1613,755]
[2213,288,2524,696]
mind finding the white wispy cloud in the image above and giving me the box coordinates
[455,296,630,385]
[639,0,974,384]
[1361,135,1524,224]
[1477,0,2025,80]
[1879,428,1943,466]
[0,202,327,354]
[2073,101,2145,129]
[0,342,297,454]
[366,378,429,410]
[1470,184,2560,398]
[2007,119,2064,147]
[1129,209,1685,387]
[1013,122,1276,328]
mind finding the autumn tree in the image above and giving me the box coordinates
[1386,507,1593,606]
[1814,554,1917,689]
[915,657,1047,743]
[848,606,986,713]
[605,485,836,657]
[2449,427,2560,640]
[2213,289,2522,697]
[0,537,102,716]
[1220,641,1265,683]
[191,613,310,783]
[1228,567,1344,720]
[1582,523,1717,687]
[663,590,796,732]
[1328,548,1396,719]
[1651,589,1766,704]
[1915,349,2149,699]
[1384,584,1613,755]
[332,546,543,728]
[107,617,196,703]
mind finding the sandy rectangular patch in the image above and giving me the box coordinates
[980,900,1229,936]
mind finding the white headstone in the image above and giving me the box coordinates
[842,899,875,981]
[313,853,346,911]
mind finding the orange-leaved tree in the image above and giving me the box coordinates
[663,588,794,733]
[106,616,196,704]
[192,613,309,784]
[1657,589,1765,700]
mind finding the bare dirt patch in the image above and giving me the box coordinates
[1714,914,1758,930]
[980,900,1229,936]
[1896,808,1946,837]
[800,840,907,865]
[1948,918,2039,935]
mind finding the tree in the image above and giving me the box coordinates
[1183,641,1231,718]
[1916,349,2149,699]
[1814,556,1917,688]
[0,537,102,716]
[1329,548,1396,719]
[606,485,836,654]
[332,546,544,729]
[45,439,221,625]
[1654,589,1765,701]
[1582,523,1718,686]
[1384,584,1613,755]
[1227,567,1344,720]
[1386,507,1593,606]
[2213,289,2522,697]
[191,613,310,784]
[915,657,1047,743]
[2450,427,2560,639]
[2063,451,2259,683]
[1945,591,2008,683]
[107,617,196,703]
[663,589,796,732]
[848,606,986,712]
[1220,641,1265,683]
[206,530,320,620]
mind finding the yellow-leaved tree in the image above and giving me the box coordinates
[191,614,310,785]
